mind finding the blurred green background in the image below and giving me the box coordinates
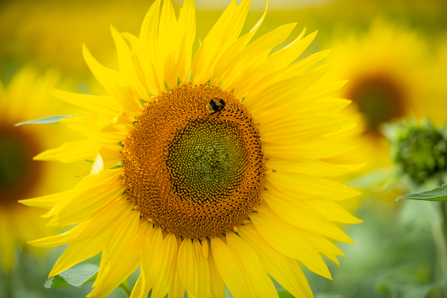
[1,0,447,297]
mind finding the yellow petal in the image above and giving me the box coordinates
[34,139,100,163]
[49,88,120,118]
[159,0,179,88]
[98,208,140,269]
[210,237,256,298]
[139,227,162,292]
[251,204,332,279]
[264,137,357,160]
[263,191,353,243]
[177,0,196,83]
[208,245,225,298]
[123,32,160,95]
[151,233,178,298]
[90,147,122,176]
[260,117,353,142]
[82,44,123,97]
[297,229,345,266]
[47,199,134,276]
[306,200,363,224]
[226,232,278,298]
[49,235,103,278]
[28,222,88,248]
[45,171,123,226]
[266,171,361,201]
[169,237,186,298]
[19,190,71,209]
[234,34,328,98]
[191,0,239,84]
[246,66,329,112]
[91,210,140,298]
[46,200,133,276]
[266,159,364,177]
[266,29,315,70]
[239,224,313,298]
[193,240,211,298]
[139,0,164,93]
[169,269,186,298]
[212,2,267,83]
[221,23,297,93]
[110,25,149,103]
[299,81,348,103]
[301,97,352,117]
[177,239,199,297]
[130,221,156,298]
[113,79,143,117]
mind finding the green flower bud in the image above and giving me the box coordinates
[383,119,447,185]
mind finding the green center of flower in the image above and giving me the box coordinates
[349,75,405,133]
[0,126,42,204]
[168,120,248,203]
[122,84,265,239]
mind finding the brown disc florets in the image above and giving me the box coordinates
[0,126,43,205]
[348,75,406,133]
[122,84,265,238]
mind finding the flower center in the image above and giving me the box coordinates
[0,126,42,204]
[122,84,265,238]
[348,75,405,133]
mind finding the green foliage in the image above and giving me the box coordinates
[15,115,77,126]
[44,264,98,289]
[396,184,447,202]
[277,289,294,297]
[376,269,447,298]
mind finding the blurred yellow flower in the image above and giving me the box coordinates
[0,66,87,272]
[0,0,153,75]
[325,19,439,167]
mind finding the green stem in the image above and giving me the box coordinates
[119,278,131,297]
[443,202,447,241]
[4,272,12,298]
[438,202,447,297]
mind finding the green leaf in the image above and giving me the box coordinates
[277,289,294,298]
[396,184,447,202]
[15,115,77,126]
[44,263,99,289]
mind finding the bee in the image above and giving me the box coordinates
[206,98,225,115]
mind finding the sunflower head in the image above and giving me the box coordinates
[21,1,362,297]
[122,83,265,238]
[0,66,87,273]
[326,18,435,138]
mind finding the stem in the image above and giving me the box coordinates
[443,202,447,241]
[119,278,131,297]
[4,272,12,298]
[438,202,447,297]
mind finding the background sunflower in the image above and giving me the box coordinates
[0,66,90,296]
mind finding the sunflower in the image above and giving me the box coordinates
[21,0,362,297]
[323,19,437,166]
[0,66,88,273]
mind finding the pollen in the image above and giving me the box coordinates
[122,84,265,238]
